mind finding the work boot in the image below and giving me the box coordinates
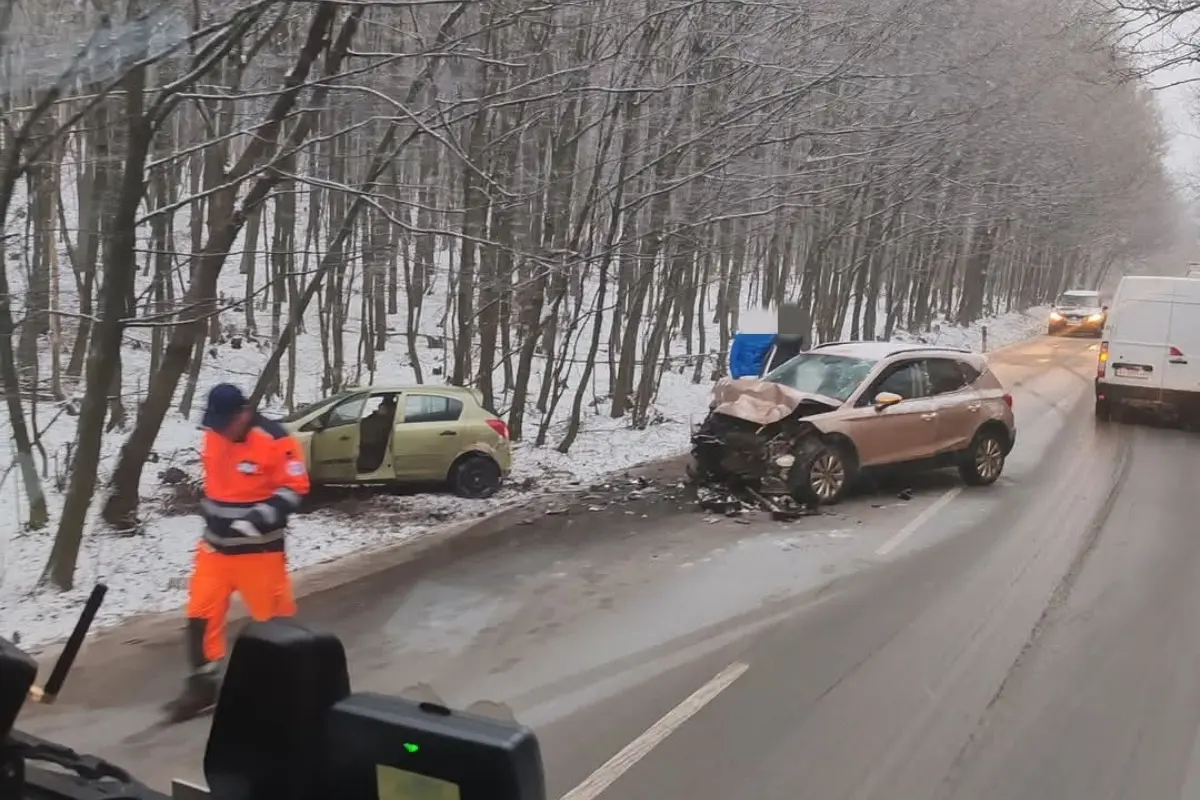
[162,663,221,723]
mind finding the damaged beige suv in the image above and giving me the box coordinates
[691,342,1015,505]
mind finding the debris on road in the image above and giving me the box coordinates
[693,481,818,520]
[687,401,824,520]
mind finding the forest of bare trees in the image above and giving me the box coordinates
[0,0,1184,588]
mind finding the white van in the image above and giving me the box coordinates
[1095,275,1200,421]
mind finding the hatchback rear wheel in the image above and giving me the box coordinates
[450,455,502,498]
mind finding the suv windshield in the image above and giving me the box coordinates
[1057,292,1099,308]
[764,353,877,402]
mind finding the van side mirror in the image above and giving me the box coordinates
[874,392,903,409]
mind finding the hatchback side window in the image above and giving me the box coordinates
[925,358,971,395]
[322,394,367,429]
[403,394,464,424]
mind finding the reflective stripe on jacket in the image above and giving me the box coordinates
[201,414,310,554]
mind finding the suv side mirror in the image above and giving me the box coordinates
[874,392,903,409]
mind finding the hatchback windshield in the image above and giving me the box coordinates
[279,391,355,423]
[1057,291,1100,308]
[763,353,877,402]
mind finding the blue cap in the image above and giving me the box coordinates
[202,383,248,430]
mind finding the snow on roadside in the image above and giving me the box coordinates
[890,306,1053,352]
[0,304,1050,652]
[1,493,520,653]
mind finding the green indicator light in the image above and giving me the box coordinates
[403,742,420,754]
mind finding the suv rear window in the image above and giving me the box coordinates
[925,358,976,395]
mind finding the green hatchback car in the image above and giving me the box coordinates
[280,385,512,498]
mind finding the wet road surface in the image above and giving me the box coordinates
[26,335,1195,799]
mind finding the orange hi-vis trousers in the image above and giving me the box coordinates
[185,541,296,666]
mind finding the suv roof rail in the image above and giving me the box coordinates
[811,340,974,356]
[888,344,973,356]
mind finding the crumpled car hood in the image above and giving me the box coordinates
[709,378,840,425]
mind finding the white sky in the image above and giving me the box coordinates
[1156,67,1200,181]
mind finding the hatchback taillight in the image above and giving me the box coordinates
[486,418,509,439]
[1003,393,1013,408]
[1098,341,1109,378]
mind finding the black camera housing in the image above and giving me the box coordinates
[2,591,546,800]
[0,637,38,743]
[205,618,546,800]
[324,693,545,800]
[1,632,40,798]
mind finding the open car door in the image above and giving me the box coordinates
[393,393,466,480]
[308,393,367,482]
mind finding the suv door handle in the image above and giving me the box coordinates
[338,435,351,441]
[439,430,458,436]
[920,413,937,421]
[1170,358,1188,364]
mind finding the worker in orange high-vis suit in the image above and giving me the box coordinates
[162,383,310,722]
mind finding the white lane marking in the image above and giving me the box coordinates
[520,591,838,729]
[559,661,750,800]
[874,487,962,556]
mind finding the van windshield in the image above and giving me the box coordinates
[1057,292,1100,308]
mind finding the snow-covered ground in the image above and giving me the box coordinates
[0,163,1053,650]
[0,300,1048,651]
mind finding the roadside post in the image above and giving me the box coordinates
[982,325,988,353]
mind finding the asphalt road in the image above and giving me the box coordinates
[26,334,1196,799]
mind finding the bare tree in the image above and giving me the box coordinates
[0,0,1182,587]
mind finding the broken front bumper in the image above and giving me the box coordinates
[691,413,799,493]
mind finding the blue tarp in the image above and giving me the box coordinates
[729,333,776,379]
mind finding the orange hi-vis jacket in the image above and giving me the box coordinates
[200,414,310,555]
